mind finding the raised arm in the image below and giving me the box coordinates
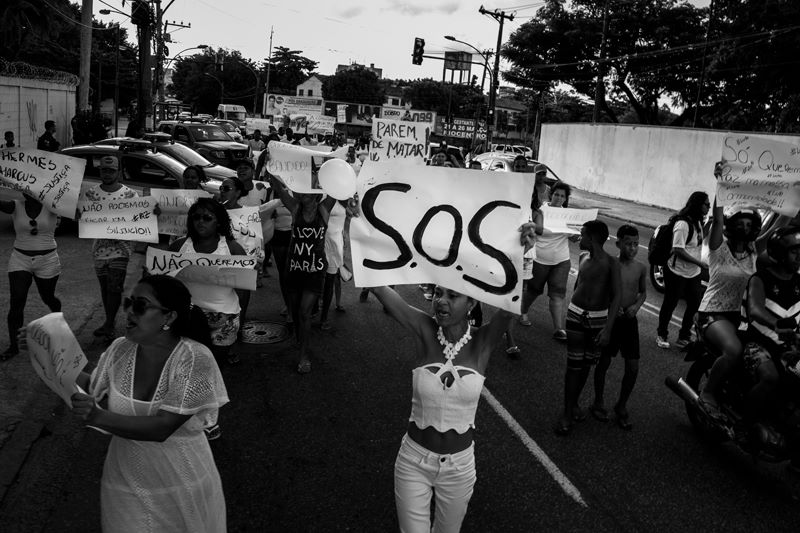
[370,286,432,339]
[708,197,724,251]
[267,175,299,213]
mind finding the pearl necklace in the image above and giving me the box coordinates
[437,325,472,361]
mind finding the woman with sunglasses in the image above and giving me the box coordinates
[169,198,246,368]
[49,275,227,532]
[0,193,62,360]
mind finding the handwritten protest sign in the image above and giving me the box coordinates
[717,135,800,216]
[350,161,533,312]
[150,188,211,236]
[305,115,336,135]
[369,118,429,164]
[27,313,88,406]
[227,206,264,259]
[146,248,257,290]
[541,206,598,234]
[0,148,86,218]
[78,196,159,242]
[266,141,324,194]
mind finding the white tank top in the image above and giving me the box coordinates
[13,200,58,251]
[178,236,241,314]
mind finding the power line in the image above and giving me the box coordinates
[41,0,119,31]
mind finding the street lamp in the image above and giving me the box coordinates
[164,45,209,71]
[444,35,495,150]
[205,72,224,104]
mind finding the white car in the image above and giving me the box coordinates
[490,144,534,159]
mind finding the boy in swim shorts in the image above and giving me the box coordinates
[556,220,621,436]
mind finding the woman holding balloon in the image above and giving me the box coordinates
[267,158,358,374]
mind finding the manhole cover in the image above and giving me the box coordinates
[240,321,290,344]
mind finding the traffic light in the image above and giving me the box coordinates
[412,38,425,65]
[131,0,152,27]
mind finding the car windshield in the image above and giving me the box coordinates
[215,122,236,132]
[159,142,213,166]
[186,124,232,141]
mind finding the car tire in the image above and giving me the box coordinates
[650,264,666,293]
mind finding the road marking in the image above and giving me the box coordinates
[481,387,588,508]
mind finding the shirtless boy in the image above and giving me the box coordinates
[590,224,646,430]
[556,220,621,436]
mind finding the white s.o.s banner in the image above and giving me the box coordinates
[350,161,533,312]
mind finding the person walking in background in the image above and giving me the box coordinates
[656,191,710,349]
[1,131,15,148]
[319,200,348,330]
[82,156,140,342]
[37,120,60,152]
[54,275,228,532]
[0,193,62,360]
[591,224,647,430]
[247,129,266,152]
[523,182,576,341]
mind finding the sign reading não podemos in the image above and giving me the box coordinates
[350,161,532,312]
[0,148,85,218]
[717,135,800,216]
[78,196,159,242]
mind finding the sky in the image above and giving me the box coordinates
[94,0,711,86]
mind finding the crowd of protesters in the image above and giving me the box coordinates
[3,122,790,532]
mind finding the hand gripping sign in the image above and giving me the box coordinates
[0,148,86,218]
[78,196,159,242]
[717,135,800,216]
[541,205,598,234]
[27,313,88,406]
[350,161,533,312]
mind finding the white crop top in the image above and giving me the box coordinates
[13,200,58,250]
[409,358,485,434]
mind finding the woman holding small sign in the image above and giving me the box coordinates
[1,193,62,359]
[169,198,247,370]
[39,275,228,532]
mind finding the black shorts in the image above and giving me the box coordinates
[271,229,291,247]
[286,270,326,296]
[601,314,640,360]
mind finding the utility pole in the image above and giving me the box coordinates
[114,24,120,136]
[263,26,274,116]
[592,0,611,123]
[78,0,93,111]
[156,19,191,103]
[478,5,514,146]
[693,0,716,127]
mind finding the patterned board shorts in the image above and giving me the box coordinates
[566,303,608,368]
[202,309,240,347]
[94,257,130,293]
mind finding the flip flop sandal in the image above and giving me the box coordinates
[572,408,588,422]
[589,404,610,422]
[614,408,633,430]
[506,346,521,359]
[554,419,573,436]
[519,316,532,326]
[297,361,312,374]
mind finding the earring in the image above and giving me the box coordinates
[162,324,171,331]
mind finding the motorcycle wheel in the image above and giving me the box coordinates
[684,358,727,444]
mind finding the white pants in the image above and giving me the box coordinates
[394,433,476,533]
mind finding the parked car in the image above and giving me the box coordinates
[95,135,237,182]
[156,120,250,169]
[210,119,244,142]
[59,143,222,195]
[472,153,561,187]
[490,144,534,159]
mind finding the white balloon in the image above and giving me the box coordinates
[318,158,357,200]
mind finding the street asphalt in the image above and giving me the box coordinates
[2,187,798,532]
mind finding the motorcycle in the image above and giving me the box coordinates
[665,326,800,463]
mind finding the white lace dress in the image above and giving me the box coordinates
[90,337,229,532]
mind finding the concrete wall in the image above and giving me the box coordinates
[539,123,800,210]
[0,76,76,149]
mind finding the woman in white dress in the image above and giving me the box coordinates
[67,274,228,532]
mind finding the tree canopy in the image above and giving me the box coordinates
[322,66,384,105]
[402,78,485,121]
[503,0,800,132]
[262,47,318,96]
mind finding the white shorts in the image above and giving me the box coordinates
[8,249,61,279]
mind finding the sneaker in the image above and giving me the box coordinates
[675,338,691,349]
[656,336,670,349]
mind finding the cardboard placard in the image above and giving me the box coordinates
[145,248,257,290]
[150,188,212,236]
[27,313,88,406]
[78,196,159,242]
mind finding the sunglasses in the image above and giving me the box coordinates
[123,297,170,316]
[219,185,232,192]
[192,213,216,222]
[29,219,38,236]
